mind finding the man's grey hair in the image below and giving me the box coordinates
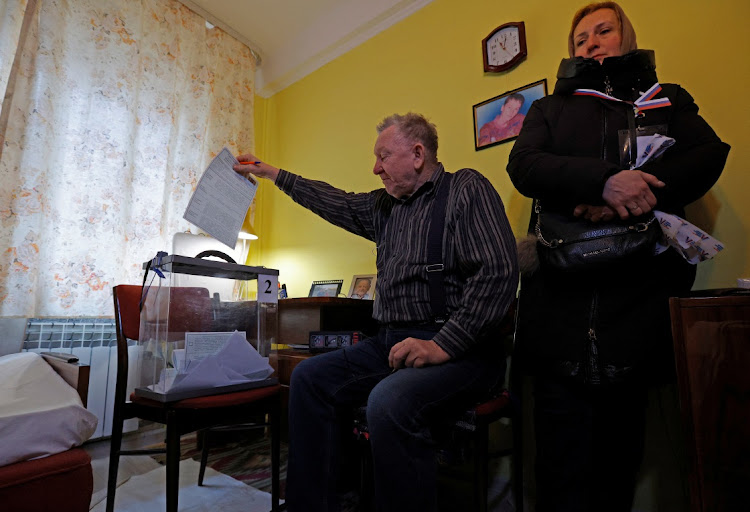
[376,113,438,163]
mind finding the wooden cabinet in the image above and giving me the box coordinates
[270,297,376,438]
[269,349,314,440]
[273,349,314,385]
[669,292,750,512]
[278,297,377,346]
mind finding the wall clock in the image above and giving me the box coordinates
[482,21,527,73]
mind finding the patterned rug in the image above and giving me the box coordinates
[149,431,288,496]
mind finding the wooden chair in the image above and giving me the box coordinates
[107,284,282,512]
[352,389,522,512]
[461,390,523,512]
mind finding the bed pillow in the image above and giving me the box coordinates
[0,352,98,466]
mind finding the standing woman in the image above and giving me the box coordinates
[507,2,730,511]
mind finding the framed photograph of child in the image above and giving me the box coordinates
[473,79,547,150]
[348,274,376,300]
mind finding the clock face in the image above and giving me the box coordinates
[487,27,520,67]
[482,21,527,72]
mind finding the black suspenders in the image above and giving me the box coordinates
[426,173,452,324]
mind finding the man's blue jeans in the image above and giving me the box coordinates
[285,326,506,512]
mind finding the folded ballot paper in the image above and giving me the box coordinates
[653,212,725,264]
[636,134,725,264]
[135,331,275,402]
[635,133,675,168]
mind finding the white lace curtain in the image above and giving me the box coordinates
[0,0,256,316]
[0,0,27,105]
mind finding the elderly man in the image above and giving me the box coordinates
[234,113,518,512]
[350,277,372,299]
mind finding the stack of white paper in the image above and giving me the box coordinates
[152,331,274,394]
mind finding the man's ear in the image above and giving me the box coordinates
[412,142,425,170]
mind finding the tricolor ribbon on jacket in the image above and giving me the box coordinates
[574,82,672,114]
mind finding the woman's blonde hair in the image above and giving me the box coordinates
[568,2,637,58]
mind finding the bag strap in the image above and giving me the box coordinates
[426,173,453,324]
[534,199,562,248]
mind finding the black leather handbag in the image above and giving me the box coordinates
[534,199,661,272]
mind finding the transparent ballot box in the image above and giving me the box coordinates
[134,253,279,402]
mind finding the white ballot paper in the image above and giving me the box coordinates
[152,331,274,394]
[184,147,258,249]
[653,211,725,264]
[635,133,675,168]
[183,331,247,371]
[635,134,725,263]
[170,332,247,373]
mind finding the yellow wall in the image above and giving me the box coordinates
[252,0,750,297]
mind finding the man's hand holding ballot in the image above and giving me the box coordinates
[234,155,279,181]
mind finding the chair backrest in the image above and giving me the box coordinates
[111,285,213,405]
[112,285,143,408]
[162,287,214,341]
[113,285,143,342]
[114,285,214,341]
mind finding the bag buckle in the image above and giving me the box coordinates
[632,222,649,232]
[426,264,444,272]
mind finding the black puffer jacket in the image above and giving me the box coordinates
[507,50,730,384]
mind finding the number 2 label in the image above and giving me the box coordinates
[258,274,278,304]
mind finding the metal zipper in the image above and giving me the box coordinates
[586,289,601,385]
[591,80,609,385]
[626,102,639,169]
[601,81,608,162]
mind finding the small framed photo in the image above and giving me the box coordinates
[348,274,376,300]
[308,279,344,297]
[473,79,547,150]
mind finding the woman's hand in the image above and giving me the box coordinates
[602,170,665,219]
[573,204,616,222]
[233,153,280,181]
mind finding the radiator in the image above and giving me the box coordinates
[22,318,138,439]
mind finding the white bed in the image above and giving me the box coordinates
[0,352,97,466]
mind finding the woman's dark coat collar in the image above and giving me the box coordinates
[554,49,658,97]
